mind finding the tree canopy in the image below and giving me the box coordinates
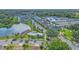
[46,30,59,37]
[47,38,71,50]
[0,16,19,28]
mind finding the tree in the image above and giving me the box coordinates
[0,16,18,28]
[4,44,15,50]
[46,30,59,38]
[67,24,79,31]
[73,30,79,42]
[22,43,32,50]
[47,38,71,50]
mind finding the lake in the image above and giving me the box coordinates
[0,23,31,37]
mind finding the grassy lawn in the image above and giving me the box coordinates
[21,33,30,40]
[60,28,73,41]
[0,37,9,40]
[47,37,71,50]
[0,35,15,40]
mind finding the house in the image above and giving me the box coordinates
[44,17,56,22]
[27,31,43,37]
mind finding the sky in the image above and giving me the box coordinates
[0,0,79,9]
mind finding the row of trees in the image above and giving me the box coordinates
[36,11,79,18]
[67,24,79,31]
[44,30,71,50]
[0,16,19,28]
[66,24,79,43]
[46,38,71,50]
[73,30,79,42]
[46,30,59,38]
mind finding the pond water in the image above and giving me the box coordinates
[0,28,14,37]
[0,23,31,37]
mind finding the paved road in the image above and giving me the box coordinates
[58,35,79,50]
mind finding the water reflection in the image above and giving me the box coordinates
[0,23,31,37]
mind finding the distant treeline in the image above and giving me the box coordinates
[35,10,79,18]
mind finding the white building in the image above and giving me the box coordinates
[11,23,31,34]
[46,17,56,22]
[27,31,43,37]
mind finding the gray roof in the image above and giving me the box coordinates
[11,23,31,34]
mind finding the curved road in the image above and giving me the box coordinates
[58,35,79,50]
